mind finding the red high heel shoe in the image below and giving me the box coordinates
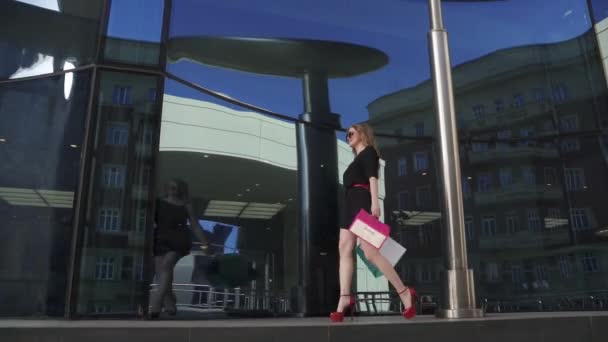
[398,287,417,320]
[329,295,356,322]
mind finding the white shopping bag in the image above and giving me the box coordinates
[379,237,407,266]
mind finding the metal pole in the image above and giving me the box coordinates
[427,0,483,319]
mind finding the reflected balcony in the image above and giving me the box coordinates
[474,184,563,206]
[466,102,553,131]
[479,228,570,251]
[468,145,559,165]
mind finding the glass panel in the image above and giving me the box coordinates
[359,0,608,314]
[103,0,164,66]
[0,0,104,80]
[366,135,442,314]
[462,134,608,310]
[75,71,160,316]
[0,71,92,316]
[151,78,298,318]
[167,0,428,128]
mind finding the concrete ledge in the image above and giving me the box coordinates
[1,312,607,342]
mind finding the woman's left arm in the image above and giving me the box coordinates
[369,176,380,218]
[186,203,209,248]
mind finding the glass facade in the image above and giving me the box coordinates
[155,79,299,316]
[0,71,92,316]
[0,0,104,79]
[1,0,608,318]
[73,71,160,315]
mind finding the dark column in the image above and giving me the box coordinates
[295,72,341,316]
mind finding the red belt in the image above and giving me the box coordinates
[351,183,370,191]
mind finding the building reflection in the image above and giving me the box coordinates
[369,29,608,310]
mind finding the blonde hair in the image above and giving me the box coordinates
[350,123,381,157]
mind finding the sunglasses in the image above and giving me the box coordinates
[346,130,356,140]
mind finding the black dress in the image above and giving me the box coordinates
[153,199,193,257]
[341,146,379,229]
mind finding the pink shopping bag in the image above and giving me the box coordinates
[348,209,391,249]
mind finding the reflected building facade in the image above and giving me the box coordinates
[2,0,608,319]
[369,29,608,309]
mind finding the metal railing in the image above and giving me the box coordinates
[151,284,608,316]
[150,283,291,314]
[482,291,608,313]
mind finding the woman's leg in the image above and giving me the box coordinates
[336,229,357,312]
[359,240,412,310]
[150,251,180,313]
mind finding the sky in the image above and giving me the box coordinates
[198,220,239,254]
[105,0,595,127]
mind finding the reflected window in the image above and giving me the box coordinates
[547,208,563,231]
[121,256,133,281]
[570,208,591,230]
[497,130,511,150]
[472,105,486,119]
[104,0,163,66]
[565,168,586,191]
[486,263,500,282]
[102,165,125,188]
[147,88,157,103]
[521,166,536,185]
[135,209,146,233]
[141,166,152,187]
[143,128,154,145]
[398,191,409,210]
[418,226,432,245]
[112,85,132,105]
[134,258,144,281]
[465,217,474,241]
[561,138,580,152]
[98,208,121,232]
[544,167,557,185]
[415,122,425,137]
[559,256,572,279]
[419,264,434,283]
[402,264,414,281]
[512,94,525,108]
[519,127,535,146]
[532,88,545,103]
[95,257,115,280]
[547,208,561,219]
[494,99,505,113]
[472,142,489,152]
[527,209,542,232]
[552,84,569,103]
[416,186,431,208]
[581,253,599,273]
[414,152,428,172]
[93,304,112,314]
[482,216,497,236]
[463,177,472,199]
[478,173,493,193]
[542,120,555,133]
[535,264,547,281]
[559,115,578,132]
[506,214,519,234]
[499,168,513,187]
[511,265,523,286]
[106,123,129,146]
[398,158,407,176]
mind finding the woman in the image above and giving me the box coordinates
[150,179,209,319]
[330,124,416,322]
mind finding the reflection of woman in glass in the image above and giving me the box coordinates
[330,124,416,322]
[150,179,208,319]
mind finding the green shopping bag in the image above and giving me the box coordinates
[355,244,383,278]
